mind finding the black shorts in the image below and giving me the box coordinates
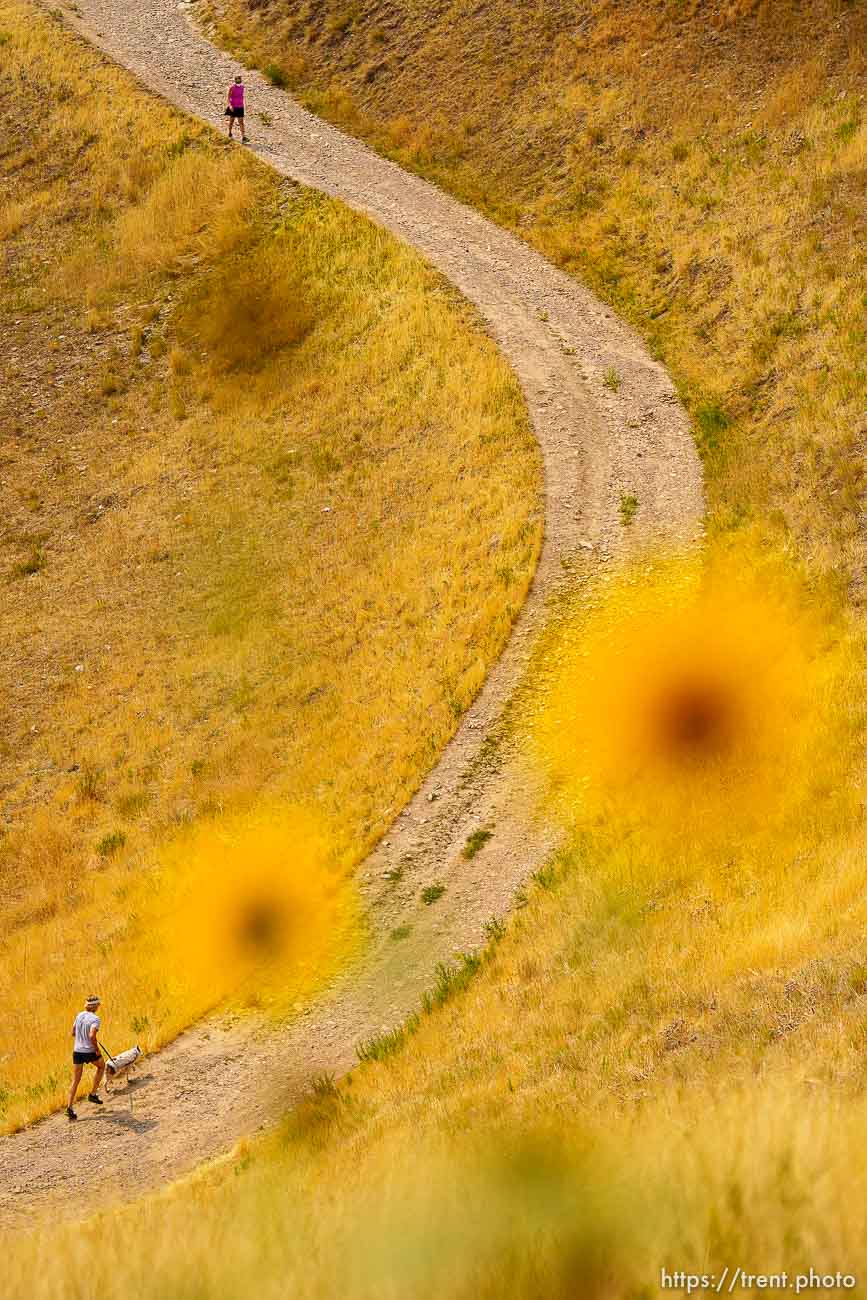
[229,106,245,119]
[73,1050,101,1065]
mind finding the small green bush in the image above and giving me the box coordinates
[264,63,288,88]
[422,956,481,1013]
[356,1015,420,1063]
[97,830,127,858]
[619,493,638,526]
[694,402,730,455]
[463,828,493,860]
[13,545,46,578]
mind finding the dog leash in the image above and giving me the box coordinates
[97,1040,117,1065]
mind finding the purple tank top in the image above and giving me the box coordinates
[229,83,244,108]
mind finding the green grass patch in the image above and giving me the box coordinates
[462,828,493,859]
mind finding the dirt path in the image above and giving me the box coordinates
[0,0,703,1230]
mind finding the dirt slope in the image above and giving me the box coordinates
[0,0,702,1228]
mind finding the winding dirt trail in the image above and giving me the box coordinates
[0,0,703,1230]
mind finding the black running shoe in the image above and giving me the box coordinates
[66,1107,77,1121]
[87,1093,103,1105]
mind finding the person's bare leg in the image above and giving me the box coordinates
[90,1059,106,1095]
[68,1064,83,1110]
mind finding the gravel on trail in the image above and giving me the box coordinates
[0,0,704,1229]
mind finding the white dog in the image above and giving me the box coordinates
[104,1045,142,1092]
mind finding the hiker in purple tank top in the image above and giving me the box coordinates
[226,74,247,143]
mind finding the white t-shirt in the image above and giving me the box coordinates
[73,1010,100,1054]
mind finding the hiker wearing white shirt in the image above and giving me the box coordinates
[67,995,105,1121]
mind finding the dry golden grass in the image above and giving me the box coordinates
[202,0,866,599]
[3,1,867,1291]
[9,636,867,1293]
[0,0,541,1131]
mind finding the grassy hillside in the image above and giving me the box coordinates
[5,1,866,1294]
[0,0,542,1132]
[200,0,866,598]
[11,540,864,1295]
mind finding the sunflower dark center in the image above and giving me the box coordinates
[237,899,282,952]
[656,681,732,758]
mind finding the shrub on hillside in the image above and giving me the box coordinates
[183,248,314,371]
